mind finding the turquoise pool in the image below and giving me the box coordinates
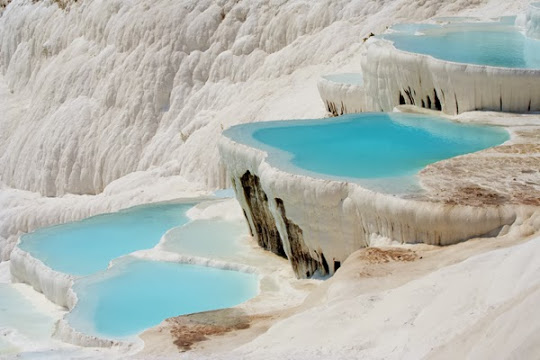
[67,259,259,338]
[224,113,508,183]
[322,73,364,85]
[383,20,540,69]
[19,202,194,276]
[0,284,55,349]
[162,219,248,259]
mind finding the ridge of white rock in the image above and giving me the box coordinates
[361,36,540,115]
[53,318,143,351]
[10,246,75,308]
[317,74,367,116]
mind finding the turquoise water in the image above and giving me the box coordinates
[212,188,236,198]
[0,284,56,355]
[323,73,363,85]
[383,21,540,69]
[162,219,248,259]
[224,113,508,181]
[67,259,259,338]
[19,202,194,276]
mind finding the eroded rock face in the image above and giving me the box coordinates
[239,171,286,258]
[237,171,330,277]
[275,198,321,278]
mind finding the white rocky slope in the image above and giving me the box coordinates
[0,0,537,358]
[0,0,528,196]
[0,0,529,261]
[214,232,540,360]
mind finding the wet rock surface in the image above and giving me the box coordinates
[275,198,321,278]
[240,171,286,258]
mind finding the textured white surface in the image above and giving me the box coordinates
[223,233,540,360]
[0,0,537,358]
[10,246,75,308]
[317,75,367,115]
[362,36,540,114]
[0,0,529,260]
[0,0,527,197]
[219,126,533,277]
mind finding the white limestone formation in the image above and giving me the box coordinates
[1,0,538,357]
[9,246,75,308]
[317,74,367,116]
[1,0,519,198]
[361,37,540,115]
[218,126,536,278]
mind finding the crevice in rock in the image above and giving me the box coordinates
[320,253,329,274]
[404,87,415,105]
[426,95,432,109]
[399,92,406,105]
[454,93,459,114]
[334,260,341,272]
[240,171,286,258]
[434,89,442,111]
[275,198,321,278]
[326,101,339,116]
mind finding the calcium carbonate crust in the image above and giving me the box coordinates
[8,210,266,349]
[10,245,75,308]
[218,130,531,278]
[361,37,540,115]
[317,76,367,116]
[2,0,525,198]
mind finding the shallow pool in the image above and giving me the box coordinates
[383,20,540,69]
[19,202,194,276]
[224,113,508,183]
[0,284,56,354]
[322,73,364,85]
[67,259,259,338]
[162,219,248,259]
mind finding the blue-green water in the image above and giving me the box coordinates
[323,73,364,85]
[383,21,540,69]
[67,259,259,338]
[224,113,508,181]
[0,284,55,346]
[162,219,248,259]
[19,202,194,276]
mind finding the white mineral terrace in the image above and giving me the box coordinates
[219,110,540,278]
[361,38,540,115]
[317,73,367,116]
[318,15,540,115]
[1,0,539,358]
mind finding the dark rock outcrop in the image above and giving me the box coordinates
[239,171,286,258]
[275,198,321,278]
